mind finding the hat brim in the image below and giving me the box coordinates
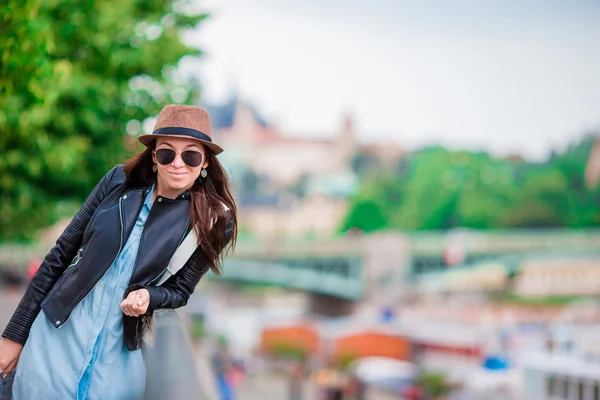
[138,134,224,155]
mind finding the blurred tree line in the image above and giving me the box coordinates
[1,0,206,241]
[342,136,600,232]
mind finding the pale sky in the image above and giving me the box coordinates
[180,0,600,161]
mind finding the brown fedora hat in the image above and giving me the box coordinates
[138,104,224,155]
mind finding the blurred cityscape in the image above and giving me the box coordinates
[2,1,600,400]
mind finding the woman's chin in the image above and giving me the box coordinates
[166,179,193,192]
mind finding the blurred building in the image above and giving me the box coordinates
[202,95,405,239]
[585,136,600,189]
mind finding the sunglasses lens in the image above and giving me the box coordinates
[181,151,203,168]
[155,149,176,165]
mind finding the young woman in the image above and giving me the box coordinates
[0,104,237,399]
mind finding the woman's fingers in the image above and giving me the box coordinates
[119,299,129,315]
[0,337,24,377]
[121,290,149,317]
[2,358,18,377]
[135,293,146,307]
[120,292,136,316]
[131,292,149,316]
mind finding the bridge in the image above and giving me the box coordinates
[212,233,409,315]
[211,229,600,313]
[221,256,364,300]
[3,229,600,309]
[407,229,600,275]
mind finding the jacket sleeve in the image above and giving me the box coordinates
[2,165,121,345]
[141,212,234,313]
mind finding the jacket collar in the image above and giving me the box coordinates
[143,185,190,200]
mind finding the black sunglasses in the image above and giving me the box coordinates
[154,148,203,168]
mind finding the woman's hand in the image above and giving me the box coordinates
[120,288,150,317]
[0,337,23,378]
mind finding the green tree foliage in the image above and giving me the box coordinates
[342,198,388,232]
[1,0,207,240]
[341,136,600,232]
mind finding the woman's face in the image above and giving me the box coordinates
[153,137,208,194]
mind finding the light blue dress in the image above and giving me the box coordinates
[14,186,155,400]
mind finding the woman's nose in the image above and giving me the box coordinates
[171,154,185,167]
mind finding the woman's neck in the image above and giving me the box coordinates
[153,180,192,201]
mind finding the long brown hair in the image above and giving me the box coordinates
[123,141,237,275]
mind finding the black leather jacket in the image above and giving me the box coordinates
[2,165,232,350]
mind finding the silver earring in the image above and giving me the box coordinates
[152,164,157,172]
[200,168,207,178]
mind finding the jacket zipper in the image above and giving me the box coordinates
[66,247,85,269]
[59,195,126,329]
